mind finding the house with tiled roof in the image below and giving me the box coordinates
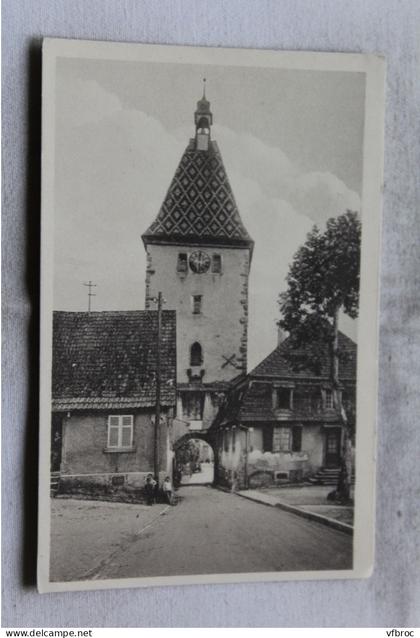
[210,331,357,491]
[51,310,176,498]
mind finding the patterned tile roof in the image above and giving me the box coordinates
[52,310,176,411]
[249,332,357,380]
[142,139,253,248]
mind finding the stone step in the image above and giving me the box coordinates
[50,472,61,496]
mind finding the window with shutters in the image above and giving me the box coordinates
[107,415,134,449]
[277,427,291,452]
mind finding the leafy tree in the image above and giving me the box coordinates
[177,439,201,470]
[279,211,361,502]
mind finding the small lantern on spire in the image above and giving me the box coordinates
[195,78,213,151]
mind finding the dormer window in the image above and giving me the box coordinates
[277,388,291,410]
[325,389,333,409]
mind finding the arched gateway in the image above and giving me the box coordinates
[173,431,217,487]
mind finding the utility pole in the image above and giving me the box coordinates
[150,292,165,484]
[83,281,97,312]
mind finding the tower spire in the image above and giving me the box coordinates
[194,80,212,151]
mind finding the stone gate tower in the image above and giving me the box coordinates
[142,87,253,431]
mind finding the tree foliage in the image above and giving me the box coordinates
[279,211,361,375]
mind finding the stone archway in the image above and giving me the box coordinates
[173,432,217,487]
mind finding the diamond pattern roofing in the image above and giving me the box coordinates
[52,310,176,411]
[142,139,253,248]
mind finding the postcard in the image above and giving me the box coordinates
[38,39,385,592]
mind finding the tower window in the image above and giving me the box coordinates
[192,295,202,315]
[190,342,203,367]
[211,254,222,274]
[182,392,204,420]
[177,253,188,273]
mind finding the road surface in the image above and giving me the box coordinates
[180,462,214,485]
[75,485,352,580]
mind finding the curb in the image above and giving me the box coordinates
[236,492,354,536]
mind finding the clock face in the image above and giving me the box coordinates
[189,250,211,274]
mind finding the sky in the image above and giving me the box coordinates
[54,57,365,370]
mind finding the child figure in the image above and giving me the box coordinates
[162,476,173,505]
[144,473,157,505]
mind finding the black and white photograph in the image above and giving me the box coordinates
[38,40,384,592]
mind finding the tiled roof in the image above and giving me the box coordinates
[52,311,176,410]
[212,332,356,427]
[237,392,344,423]
[142,140,253,248]
[249,332,357,380]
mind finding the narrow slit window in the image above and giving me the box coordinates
[211,254,222,274]
[192,295,202,315]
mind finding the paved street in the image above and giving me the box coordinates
[51,486,352,581]
[180,462,214,485]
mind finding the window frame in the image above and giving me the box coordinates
[107,415,134,450]
[262,425,274,453]
[211,254,223,274]
[177,252,188,273]
[325,389,333,409]
[192,294,202,315]
[277,387,291,410]
[277,426,291,452]
[182,392,204,420]
[190,341,203,366]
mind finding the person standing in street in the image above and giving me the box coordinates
[144,473,156,505]
[162,476,173,505]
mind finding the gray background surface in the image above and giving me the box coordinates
[2,0,420,628]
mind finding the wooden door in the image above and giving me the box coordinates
[325,428,341,467]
